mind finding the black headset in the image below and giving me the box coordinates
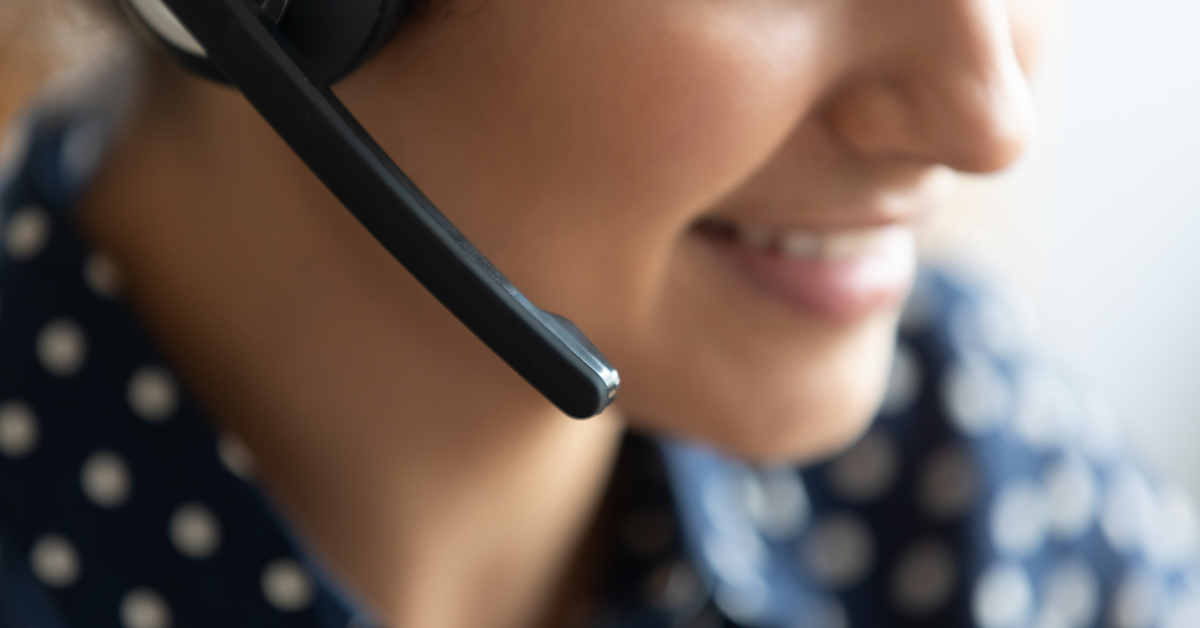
[119,0,619,418]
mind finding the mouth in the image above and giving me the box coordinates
[693,218,916,323]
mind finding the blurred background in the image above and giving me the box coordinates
[926,0,1200,496]
[4,0,1200,493]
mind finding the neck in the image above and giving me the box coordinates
[78,61,623,628]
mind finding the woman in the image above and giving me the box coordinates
[2,0,1194,627]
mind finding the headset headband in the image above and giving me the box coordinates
[120,0,620,418]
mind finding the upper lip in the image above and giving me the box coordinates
[697,172,952,233]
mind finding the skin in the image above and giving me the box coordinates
[76,0,1053,626]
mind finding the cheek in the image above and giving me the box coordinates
[556,4,824,222]
[364,0,830,322]
[508,3,831,309]
[382,0,826,233]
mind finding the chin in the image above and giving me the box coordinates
[691,369,888,465]
[624,310,899,465]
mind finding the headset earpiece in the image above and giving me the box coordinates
[122,0,412,83]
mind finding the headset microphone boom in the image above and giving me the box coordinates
[121,0,620,418]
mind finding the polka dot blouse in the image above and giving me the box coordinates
[3,88,1200,628]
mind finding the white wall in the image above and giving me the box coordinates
[932,0,1200,493]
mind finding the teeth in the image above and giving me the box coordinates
[822,230,883,261]
[781,232,821,257]
[725,222,898,262]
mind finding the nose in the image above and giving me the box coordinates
[826,0,1036,174]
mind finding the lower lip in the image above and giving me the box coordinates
[697,226,916,323]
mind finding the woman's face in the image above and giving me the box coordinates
[340,0,1050,461]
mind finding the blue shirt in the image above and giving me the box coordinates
[3,88,1199,628]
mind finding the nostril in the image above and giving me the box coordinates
[825,81,910,158]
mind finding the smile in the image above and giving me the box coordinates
[695,218,917,323]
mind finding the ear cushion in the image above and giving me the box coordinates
[122,0,413,84]
[281,0,411,82]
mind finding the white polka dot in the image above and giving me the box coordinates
[890,540,956,616]
[881,342,922,415]
[741,466,809,541]
[1102,468,1158,554]
[1163,592,1200,628]
[643,560,703,610]
[30,533,81,588]
[703,471,751,531]
[990,479,1047,556]
[83,251,123,299]
[217,432,255,479]
[169,502,222,559]
[1042,559,1100,628]
[950,297,1024,358]
[918,443,977,520]
[972,563,1033,628]
[892,537,955,614]
[826,430,899,503]
[61,120,108,184]
[942,354,1011,436]
[37,318,87,377]
[1109,571,1161,628]
[1043,455,1096,540]
[799,513,875,589]
[262,558,314,612]
[4,205,51,261]
[127,366,178,423]
[1012,367,1081,449]
[1033,607,1072,628]
[702,528,767,589]
[120,587,172,628]
[789,596,848,628]
[1145,483,1200,568]
[0,400,38,458]
[713,580,769,625]
[81,450,132,508]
